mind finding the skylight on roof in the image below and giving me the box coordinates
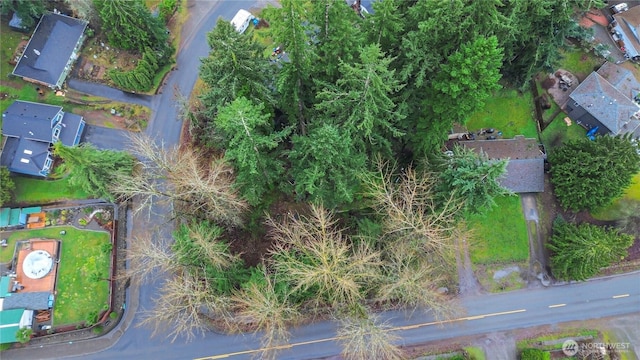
[20,158,30,164]
[23,149,32,155]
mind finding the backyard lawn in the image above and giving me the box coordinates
[7,226,111,325]
[466,89,538,139]
[12,176,90,205]
[557,48,604,81]
[592,172,640,221]
[540,111,586,149]
[466,195,529,264]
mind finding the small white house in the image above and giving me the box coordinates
[231,9,255,34]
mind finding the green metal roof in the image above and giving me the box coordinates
[20,207,42,215]
[0,324,19,343]
[0,308,24,325]
[8,209,21,226]
[0,208,9,227]
[0,277,11,297]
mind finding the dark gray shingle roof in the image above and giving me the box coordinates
[59,112,85,146]
[2,101,62,142]
[461,136,546,193]
[569,70,640,134]
[1,291,50,311]
[12,13,87,87]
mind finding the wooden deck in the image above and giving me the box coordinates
[15,239,59,293]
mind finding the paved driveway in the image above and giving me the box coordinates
[82,124,130,151]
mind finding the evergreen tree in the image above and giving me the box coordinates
[289,124,366,208]
[53,142,134,201]
[547,219,633,281]
[198,20,274,146]
[549,135,640,212]
[0,166,15,206]
[215,98,291,206]
[0,0,46,29]
[315,44,405,156]
[95,0,170,56]
[268,0,316,134]
[436,145,511,214]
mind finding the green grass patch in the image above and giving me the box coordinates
[592,172,640,221]
[540,112,586,150]
[464,346,486,360]
[0,22,28,79]
[466,89,538,139]
[517,329,599,351]
[12,176,90,205]
[7,226,111,325]
[557,49,604,81]
[466,195,529,264]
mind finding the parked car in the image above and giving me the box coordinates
[611,3,628,14]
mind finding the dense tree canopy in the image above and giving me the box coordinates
[215,97,291,206]
[95,0,170,55]
[435,145,511,214]
[0,0,46,29]
[53,142,134,201]
[547,219,634,281]
[289,124,366,208]
[0,166,15,207]
[549,135,640,212]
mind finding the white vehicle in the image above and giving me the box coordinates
[611,3,629,14]
[231,9,255,34]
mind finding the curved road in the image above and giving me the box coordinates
[4,1,640,359]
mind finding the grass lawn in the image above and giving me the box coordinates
[557,48,604,81]
[466,89,538,139]
[540,111,586,150]
[7,226,111,325]
[466,195,529,264]
[12,176,90,205]
[592,172,640,221]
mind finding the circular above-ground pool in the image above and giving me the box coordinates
[23,250,54,279]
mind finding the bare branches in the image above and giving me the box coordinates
[268,205,382,307]
[337,308,404,360]
[362,158,462,258]
[140,267,232,343]
[231,267,300,359]
[112,133,247,226]
[124,231,176,285]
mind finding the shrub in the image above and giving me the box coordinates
[92,325,103,334]
[520,348,550,360]
[109,311,118,320]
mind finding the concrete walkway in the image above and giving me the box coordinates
[520,193,549,287]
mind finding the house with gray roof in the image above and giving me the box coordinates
[461,136,546,193]
[1,100,85,177]
[12,12,87,89]
[566,62,640,139]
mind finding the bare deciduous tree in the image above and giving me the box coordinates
[361,159,461,259]
[140,267,232,343]
[268,205,382,307]
[112,134,247,226]
[376,243,460,319]
[124,231,176,285]
[337,307,404,360]
[231,267,300,359]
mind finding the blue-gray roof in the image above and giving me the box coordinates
[59,112,85,146]
[461,136,546,193]
[8,139,52,177]
[1,291,51,311]
[12,13,87,88]
[1,100,84,177]
[569,63,640,136]
[2,100,62,142]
